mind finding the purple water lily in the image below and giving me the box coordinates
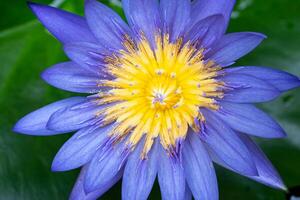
[14,0,300,199]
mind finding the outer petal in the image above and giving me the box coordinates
[215,102,286,138]
[84,0,131,50]
[191,0,236,30]
[64,42,109,75]
[201,109,258,176]
[47,100,108,132]
[182,131,218,200]
[221,73,280,103]
[160,0,191,41]
[209,134,286,190]
[42,62,101,93]
[158,145,185,200]
[51,124,114,171]
[13,97,85,135]
[206,32,266,66]
[70,165,122,200]
[226,66,300,92]
[28,2,96,44]
[185,14,225,49]
[122,0,161,46]
[239,134,286,190]
[122,139,159,200]
[84,141,127,193]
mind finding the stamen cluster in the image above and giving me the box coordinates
[98,34,224,157]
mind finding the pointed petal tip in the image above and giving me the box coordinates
[51,151,72,172]
[12,120,26,134]
[26,1,34,6]
[254,175,288,191]
[27,1,38,8]
[244,32,267,40]
[51,160,74,172]
[12,121,36,135]
[281,184,288,192]
[27,1,47,14]
[226,66,300,92]
[51,157,69,172]
[13,97,87,136]
[250,32,267,44]
[27,1,97,44]
[50,162,62,172]
[208,32,268,67]
[295,76,300,87]
[256,32,267,39]
[275,182,288,191]
[279,74,300,91]
[278,130,288,138]
[40,68,51,83]
[12,115,52,136]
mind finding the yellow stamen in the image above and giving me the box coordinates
[98,34,223,158]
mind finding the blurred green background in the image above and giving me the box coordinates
[0,0,300,199]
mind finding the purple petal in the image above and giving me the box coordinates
[158,145,185,200]
[238,134,286,190]
[122,139,159,200]
[209,134,286,190]
[69,165,122,200]
[13,97,85,135]
[201,109,258,176]
[226,66,300,92]
[191,0,236,31]
[52,124,113,171]
[84,0,131,50]
[160,0,191,41]
[122,0,161,46]
[182,131,218,200]
[42,62,101,93]
[47,100,108,132]
[216,102,286,138]
[221,73,280,103]
[64,42,109,75]
[28,2,96,44]
[206,32,266,67]
[84,141,128,193]
[185,14,225,49]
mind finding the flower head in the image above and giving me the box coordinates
[14,0,300,199]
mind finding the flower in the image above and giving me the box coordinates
[13,0,300,199]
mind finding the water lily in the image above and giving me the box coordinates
[14,0,300,199]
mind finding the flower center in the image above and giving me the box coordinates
[147,72,181,110]
[98,34,224,158]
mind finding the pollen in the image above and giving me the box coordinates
[98,34,224,158]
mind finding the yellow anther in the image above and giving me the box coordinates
[99,34,223,157]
